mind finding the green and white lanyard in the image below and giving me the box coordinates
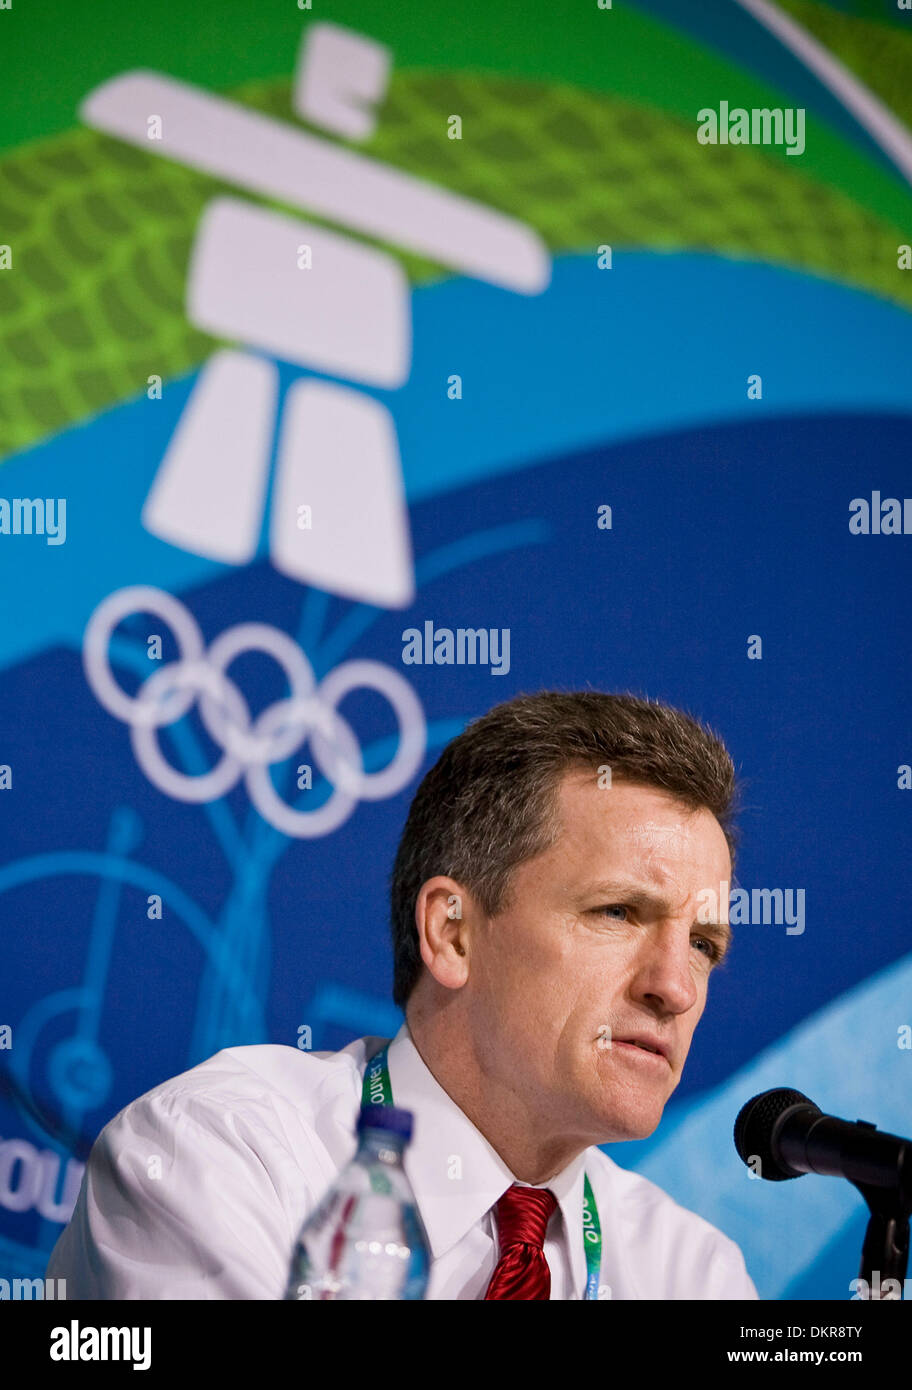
[361,1044,604,1300]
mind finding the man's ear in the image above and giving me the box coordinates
[414,876,473,990]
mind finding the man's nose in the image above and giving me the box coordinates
[629,921,699,1016]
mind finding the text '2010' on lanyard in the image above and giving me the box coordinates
[361,1044,604,1300]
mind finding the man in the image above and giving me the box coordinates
[47,690,758,1299]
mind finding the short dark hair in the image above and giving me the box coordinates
[389,689,740,1008]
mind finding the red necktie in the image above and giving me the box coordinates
[484,1185,558,1300]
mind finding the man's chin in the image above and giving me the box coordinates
[589,1092,667,1143]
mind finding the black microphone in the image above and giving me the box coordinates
[734,1087,912,1195]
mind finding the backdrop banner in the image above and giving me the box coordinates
[1,0,911,1302]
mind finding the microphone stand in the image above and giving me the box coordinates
[850,1124,912,1300]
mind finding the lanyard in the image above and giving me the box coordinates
[361,1044,603,1300]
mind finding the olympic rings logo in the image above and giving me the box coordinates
[82,586,427,838]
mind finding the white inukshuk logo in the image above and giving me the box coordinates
[77,21,548,607]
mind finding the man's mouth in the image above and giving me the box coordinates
[611,1034,672,1066]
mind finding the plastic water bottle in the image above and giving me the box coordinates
[285,1104,431,1300]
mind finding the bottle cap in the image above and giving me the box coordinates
[357,1103,414,1143]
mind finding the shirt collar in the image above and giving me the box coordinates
[383,1024,590,1293]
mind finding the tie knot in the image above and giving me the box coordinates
[493,1185,557,1252]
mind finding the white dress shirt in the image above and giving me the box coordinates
[46,1024,759,1300]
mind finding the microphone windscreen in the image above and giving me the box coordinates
[733,1087,819,1180]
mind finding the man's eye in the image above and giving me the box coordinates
[596,905,628,920]
[693,936,722,963]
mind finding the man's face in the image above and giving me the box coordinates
[463,771,732,1143]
